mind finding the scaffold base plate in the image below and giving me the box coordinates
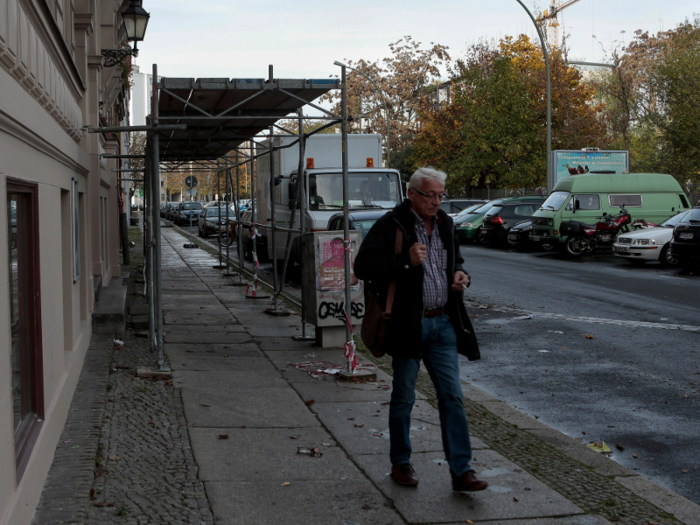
[338,369,377,382]
[264,308,291,317]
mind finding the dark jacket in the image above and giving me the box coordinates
[354,200,480,361]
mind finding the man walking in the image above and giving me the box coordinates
[354,167,487,493]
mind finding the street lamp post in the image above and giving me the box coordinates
[333,60,391,168]
[515,0,552,194]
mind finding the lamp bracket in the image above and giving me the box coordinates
[101,47,138,68]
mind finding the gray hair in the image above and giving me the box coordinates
[408,167,447,189]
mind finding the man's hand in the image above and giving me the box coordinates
[452,270,470,291]
[409,242,427,266]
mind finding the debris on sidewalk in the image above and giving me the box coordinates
[587,439,612,453]
[290,360,376,380]
[297,447,322,457]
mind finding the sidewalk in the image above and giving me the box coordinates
[34,227,700,525]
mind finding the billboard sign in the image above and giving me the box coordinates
[552,150,629,184]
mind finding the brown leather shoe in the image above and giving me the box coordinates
[391,463,419,487]
[452,470,488,493]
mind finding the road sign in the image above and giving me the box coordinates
[185,175,198,188]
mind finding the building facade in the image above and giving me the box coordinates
[0,1,131,524]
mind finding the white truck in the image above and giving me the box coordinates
[256,134,404,263]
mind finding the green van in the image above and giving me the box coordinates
[530,173,691,247]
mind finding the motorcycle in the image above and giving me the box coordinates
[630,218,659,230]
[561,206,632,257]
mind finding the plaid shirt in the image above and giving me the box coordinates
[411,209,448,310]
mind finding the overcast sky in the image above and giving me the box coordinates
[135,0,697,81]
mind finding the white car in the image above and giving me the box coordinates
[613,210,691,266]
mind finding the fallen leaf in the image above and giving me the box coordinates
[465,520,474,524]
[682,469,689,474]
[513,496,520,502]
[289,435,301,440]
[524,487,531,491]
[354,424,365,428]
[633,453,638,458]
[218,434,229,440]
[108,456,120,461]
[305,399,315,406]
[362,504,372,510]
[201,403,211,407]
[585,334,594,339]
[282,482,290,487]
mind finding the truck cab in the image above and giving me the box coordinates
[256,134,403,263]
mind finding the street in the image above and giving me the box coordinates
[177,220,700,504]
[460,244,700,505]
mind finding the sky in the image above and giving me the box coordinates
[134,0,698,82]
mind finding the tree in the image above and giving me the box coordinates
[412,35,606,192]
[593,17,700,189]
[322,36,451,169]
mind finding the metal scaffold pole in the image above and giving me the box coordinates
[265,125,282,314]
[152,64,167,372]
[292,109,313,341]
[340,64,357,374]
[246,141,267,299]
[223,155,234,277]
[144,136,155,352]
[213,158,226,269]
[235,149,245,284]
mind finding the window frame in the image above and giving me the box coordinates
[6,178,45,483]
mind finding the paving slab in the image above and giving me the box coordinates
[169,354,271,371]
[178,375,319,429]
[253,337,319,353]
[164,331,252,344]
[312,401,488,457]
[174,368,287,390]
[482,518,614,525]
[355,449,584,523]
[164,313,235,325]
[190,427,360,482]
[165,343,263,361]
[204,480,403,525]
[162,281,210,291]
[282,373,396,404]
[163,323,245,334]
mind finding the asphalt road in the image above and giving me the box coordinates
[460,244,700,505]
[177,220,700,504]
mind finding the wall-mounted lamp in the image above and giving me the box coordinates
[101,0,151,67]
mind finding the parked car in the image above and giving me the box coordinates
[198,206,236,238]
[480,202,543,245]
[612,210,691,266]
[165,202,180,221]
[440,198,488,217]
[234,209,268,262]
[669,207,700,269]
[174,201,203,226]
[455,196,546,244]
[326,209,391,243]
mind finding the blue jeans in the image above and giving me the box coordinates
[389,314,473,477]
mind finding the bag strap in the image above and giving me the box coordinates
[384,227,403,316]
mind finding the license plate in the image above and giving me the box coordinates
[614,245,628,253]
[680,232,694,239]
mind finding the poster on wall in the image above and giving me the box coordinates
[552,150,629,184]
[301,232,365,328]
[317,234,360,292]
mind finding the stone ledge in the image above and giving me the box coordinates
[92,279,127,338]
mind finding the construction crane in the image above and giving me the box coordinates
[537,0,583,46]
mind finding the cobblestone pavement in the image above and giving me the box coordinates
[34,228,214,525]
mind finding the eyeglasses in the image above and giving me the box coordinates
[411,188,445,201]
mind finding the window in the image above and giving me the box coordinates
[71,178,80,282]
[609,194,642,207]
[7,180,44,482]
[569,195,600,210]
[513,205,536,217]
